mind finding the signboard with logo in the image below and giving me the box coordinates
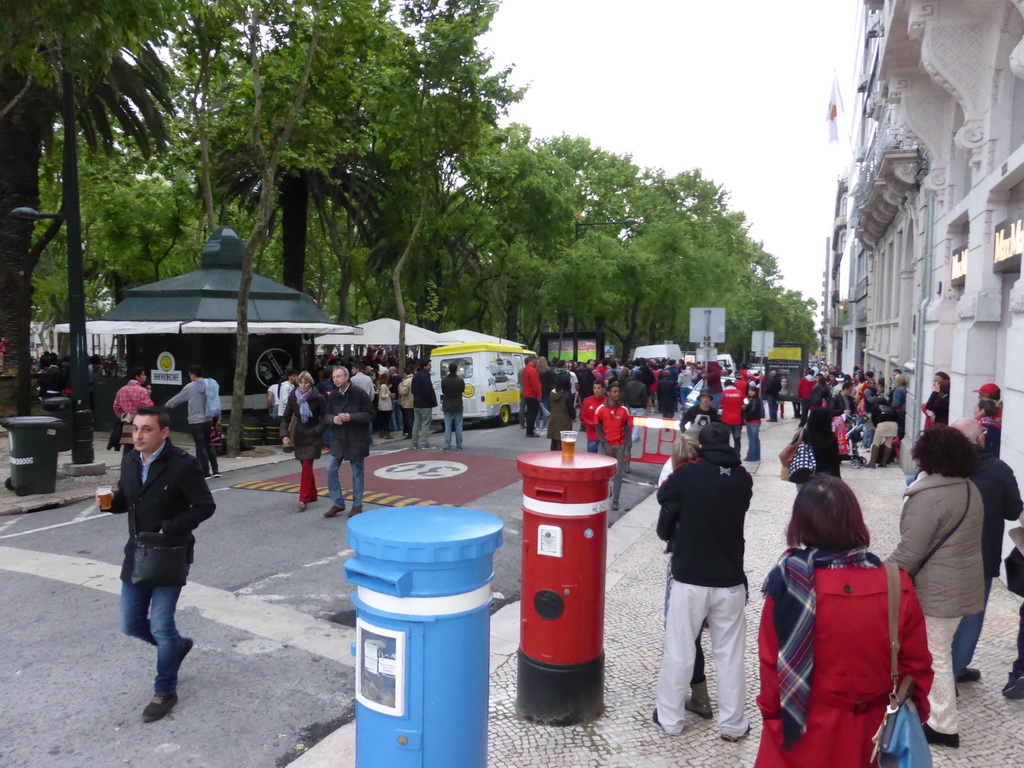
[994,218,1023,274]
[151,351,182,385]
[255,348,294,388]
[951,245,968,287]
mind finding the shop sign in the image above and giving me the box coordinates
[994,218,1024,273]
[151,351,182,385]
[951,246,967,286]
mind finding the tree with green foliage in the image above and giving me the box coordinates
[0,1,178,412]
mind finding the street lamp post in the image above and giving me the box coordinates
[9,68,101,470]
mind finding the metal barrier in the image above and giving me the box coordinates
[627,415,680,465]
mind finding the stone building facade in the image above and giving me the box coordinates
[839,0,1024,468]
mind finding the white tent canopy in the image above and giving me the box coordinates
[55,320,361,336]
[434,329,525,347]
[315,317,444,347]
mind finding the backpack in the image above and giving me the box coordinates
[204,377,221,419]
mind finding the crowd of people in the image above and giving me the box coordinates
[651,365,1024,765]
[27,344,1023,751]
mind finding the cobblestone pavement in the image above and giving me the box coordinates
[486,419,1024,767]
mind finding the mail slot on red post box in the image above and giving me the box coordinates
[515,451,617,725]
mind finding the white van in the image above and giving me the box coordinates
[430,342,533,425]
[630,343,682,361]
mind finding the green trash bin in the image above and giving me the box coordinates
[1,416,62,496]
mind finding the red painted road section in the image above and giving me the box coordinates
[267,449,522,506]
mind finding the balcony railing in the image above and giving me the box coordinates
[852,104,919,210]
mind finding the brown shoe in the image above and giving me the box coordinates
[347,506,364,518]
[297,501,307,511]
[324,505,344,518]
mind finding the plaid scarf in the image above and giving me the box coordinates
[295,386,314,423]
[762,547,880,750]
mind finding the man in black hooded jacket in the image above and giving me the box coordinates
[653,422,753,742]
[950,418,1023,685]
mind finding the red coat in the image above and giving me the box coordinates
[522,363,541,399]
[755,567,932,768]
[796,376,814,400]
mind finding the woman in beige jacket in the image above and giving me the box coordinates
[888,425,984,749]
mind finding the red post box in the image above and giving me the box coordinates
[515,450,618,725]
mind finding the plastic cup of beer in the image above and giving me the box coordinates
[560,431,577,461]
[97,485,113,511]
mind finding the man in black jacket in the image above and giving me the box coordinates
[441,362,465,451]
[410,358,437,450]
[763,369,782,422]
[653,423,753,741]
[950,418,1023,684]
[323,366,375,519]
[103,406,215,723]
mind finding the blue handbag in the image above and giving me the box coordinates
[872,563,932,768]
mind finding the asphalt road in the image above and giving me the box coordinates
[0,418,664,768]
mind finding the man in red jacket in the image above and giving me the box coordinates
[579,380,606,453]
[595,381,632,510]
[720,379,745,455]
[705,361,724,409]
[796,368,815,427]
[522,355,542,437]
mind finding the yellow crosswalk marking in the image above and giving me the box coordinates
[230,481,449,509]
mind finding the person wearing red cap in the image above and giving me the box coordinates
[974,382,1001,400]
[973,383,1002,452]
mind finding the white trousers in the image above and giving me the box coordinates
[924,614,961,735]
[656,581,749,737]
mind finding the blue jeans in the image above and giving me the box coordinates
[443,411,463,449]
[120,568,190,694]
[327,452,364,508]
[628,406,646,443]
[744,422,761,461]
[587,439,600,453]
[679,387,692,406]
[952,577,993,678]
[862,423,875,450]
[765,396,777,421]
[709,392,723,410]
[188,421,218,476]
[390,407,403,433]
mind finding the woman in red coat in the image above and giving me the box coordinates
[755,475,933,767]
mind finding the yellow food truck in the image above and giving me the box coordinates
[429,342,533,425]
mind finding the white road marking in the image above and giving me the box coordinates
[302,550,352,568]
[0,518,20,534]
[0,513,114,539]
[75,504,99,519]
[0,546,355,667]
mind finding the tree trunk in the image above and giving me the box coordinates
[280,171,308,291]
[394,185,429,366]
[0,78,47,414]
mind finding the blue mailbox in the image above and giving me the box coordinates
[344,506,503,768]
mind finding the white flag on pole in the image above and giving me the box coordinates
[827,78,841,144]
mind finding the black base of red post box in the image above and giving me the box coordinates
[515,650,604,726]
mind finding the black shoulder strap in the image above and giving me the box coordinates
[910,483,971,579]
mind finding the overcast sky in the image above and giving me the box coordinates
[482,0,861,309]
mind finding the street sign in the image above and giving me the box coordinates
[688,308,726,344]
[751,330,775,357]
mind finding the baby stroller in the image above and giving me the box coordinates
[844,414,868,468]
